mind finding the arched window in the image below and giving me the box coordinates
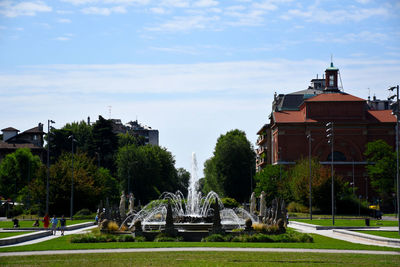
[327,151,346,161]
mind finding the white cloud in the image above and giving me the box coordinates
[62,0,149,5]
[146,15,220,32]
[57,18,72,23]
[0,1,52,17]
[283,6,389,24]
[149,7,167,14]
[81,5,127,15]
[193,0,219,8]
[160,0,189,8]
[54,36,71,41]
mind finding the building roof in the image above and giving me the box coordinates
[305,93,365,102]
[273,111,308,123]
[1,127,19,132]
[0,142,43,149]
[23,126,44,134]
[367,110,397,123]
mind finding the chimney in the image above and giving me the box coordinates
[38,123,43,132]
[87,116,90,125]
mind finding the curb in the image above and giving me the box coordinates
[333,229,400,247]
[0,231,52,246]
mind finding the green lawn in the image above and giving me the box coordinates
[354,231,400,239]
[293,219,398,227]
[0,251,399,267]
[0,231,33,239]
[0,219,93,229]
[0,232,399,252]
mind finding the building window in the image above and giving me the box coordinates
[329,75,334,86]
[33,135,37,140]
[327,151,346,161]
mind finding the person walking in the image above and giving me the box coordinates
[50,215,58,235]
[60,215,66,236]
[42,214,50,228]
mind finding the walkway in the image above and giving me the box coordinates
[288,222,400,248]
[1,247,399,257]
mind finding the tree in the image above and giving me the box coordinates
[203,129,255,202]
[0,148,42,200]
[253,165,290,205]
[365,139,396,210]
[29,152,118,215]
[176,168,190,196]
[90,116,118,173]
[116,144,180,204]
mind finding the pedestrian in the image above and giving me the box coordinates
[42,214,50,228]
[32,219,40,227]
[50,215,58,235]
[60,215,66,236]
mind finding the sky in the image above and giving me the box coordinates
[0,0,399,175]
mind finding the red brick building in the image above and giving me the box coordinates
[256,63,396,200]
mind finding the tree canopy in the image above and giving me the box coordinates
[203,129,255,202]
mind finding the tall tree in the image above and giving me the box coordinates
[365,139,396,210]
[203,129,255,202]
[0,148,42,200]
[90,116,118,173]
[116,144,180,204]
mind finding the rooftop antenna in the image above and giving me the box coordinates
[108,105,112,119]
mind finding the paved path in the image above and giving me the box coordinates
[288,222,400,248]
[1,247,399,257]
[0,225,97,248]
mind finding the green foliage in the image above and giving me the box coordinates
[287,202,309,213]
[254,165,290,204]
[201,231,313,243]
[118,132,145,147]
[70,233,134,243]
[201,234,232,242]
[154,233,183,242]
[0,148,42,200]
[29,152,118,215]
[203,129,255,202]
[116,144,181,204]
[364,140,396,210]
[221,197,240,208]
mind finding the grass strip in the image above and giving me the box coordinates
[0,232,33,239]
[292,219,398,227]
[0,233,399,252]
[1,251,399,267]
[0,220,92,229]
[354,231,400,239]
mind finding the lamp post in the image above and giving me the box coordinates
[326,122,334,225]
[46,119,55,215]
[68,134,77,220]
[307,132,313,220]
[389,85,400,235]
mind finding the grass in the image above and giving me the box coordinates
[0,251,399,266]
[0,219,92,229]
[293,219,398,227]
[0,231,399,252]
[0,231,33,239]
[354,231,400,239]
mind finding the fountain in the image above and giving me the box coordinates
[122,153,252,233]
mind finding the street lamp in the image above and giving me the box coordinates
[68,134,77,220]
[389,85,400,235]
[46,120,55,215]
[326,122,335,225]
[307,132,314,220]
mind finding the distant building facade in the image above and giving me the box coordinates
[111,119,159,146]
[256,62,396,199]
[0,123,45,161]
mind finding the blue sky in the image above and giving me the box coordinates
[0,0,399,175]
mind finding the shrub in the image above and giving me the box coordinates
[252,223,281,234]
[135,236,147,242]
[154,233,183,242]
[221,198,240,208]
[287,202,308,213]
[74,209,91,216]
[107,221,119,232]
[201,234,225,242]
[117,235,134,242]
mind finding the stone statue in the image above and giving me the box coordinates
[119,191,126,220]
[250,192,256,215]
[260,191,266,217]
[128,193,134,215]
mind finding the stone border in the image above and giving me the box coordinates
[0,222,94,246]
[289,221,379,230]
[0,231,52,246]
[333,229,400,247]
[1,222,94,231]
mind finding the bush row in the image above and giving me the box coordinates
[201,231,313,243]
